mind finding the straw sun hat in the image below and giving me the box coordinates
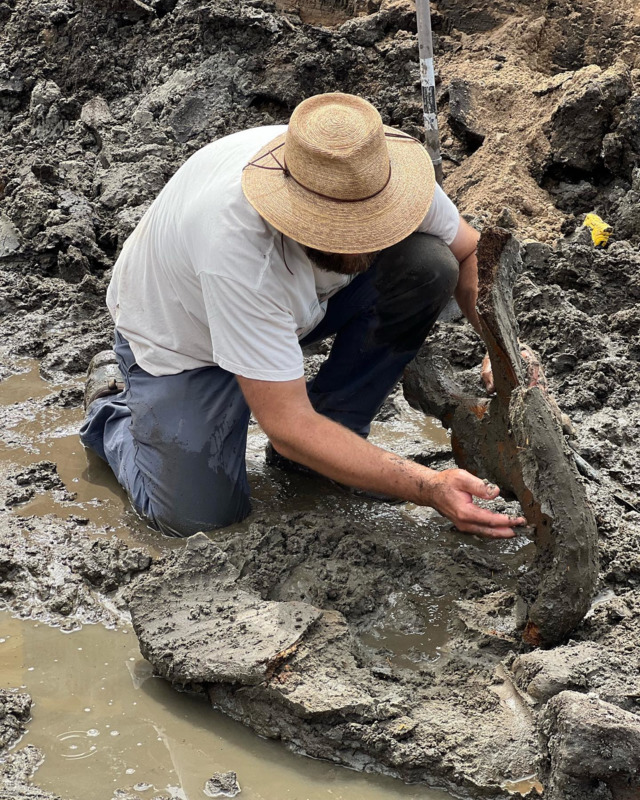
[241,93,435,254]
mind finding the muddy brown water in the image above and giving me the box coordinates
[1,612,459,800]
[0,363,530,798]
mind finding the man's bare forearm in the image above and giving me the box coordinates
[454,251,482,336]
[271,408,435,504]
[238,368,524,538]
[268,407,524,538]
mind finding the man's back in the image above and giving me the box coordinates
[107,125,358,381]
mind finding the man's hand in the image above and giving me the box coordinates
[237,374,525,539]
[423,469,525,538]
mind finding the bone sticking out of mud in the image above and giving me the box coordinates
[404,228,599,647]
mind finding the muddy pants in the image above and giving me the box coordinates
[80,233,459,537]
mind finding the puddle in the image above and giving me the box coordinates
[0,612,453,800]
[360,589,453,668]
[0,361,60,404]
[0,364,172,552]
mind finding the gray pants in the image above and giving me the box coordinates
[80,233,459,536]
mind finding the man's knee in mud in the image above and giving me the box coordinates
[150,489,252,539]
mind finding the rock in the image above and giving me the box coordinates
[602,94,640,179]
[548,180,597,213]
[0,213,21,259]
[0,70,25,110]
[540,691,640,799]
[545,65,631,174]
[495,206,517,228]
[107,0,155,22]
[614,188,640,242]
[98,161,166,210]
[127,534,323,686]
[80,96,114,129]
[0,690,31,750]
[435,0,506,32]
[339,14,386,47]
[511,641,637,707]
[611,306,640,336]
[29,80,62,113]
[57,244,90,283]
[448,78,486,151]
[204,771,240,798]
[255,610,376,720]
[533,71,572,96]
[0,745,58,800]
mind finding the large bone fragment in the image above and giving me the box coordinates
[404,228,598,647]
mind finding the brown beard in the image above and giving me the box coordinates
[303,246,380,275]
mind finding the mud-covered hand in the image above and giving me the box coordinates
[425,469,525,538]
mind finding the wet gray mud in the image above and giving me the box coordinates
[1,0,640,798]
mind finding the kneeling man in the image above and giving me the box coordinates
[81,92,523,539]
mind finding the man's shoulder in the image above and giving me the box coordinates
[191,124,288,166]
[174,127,289,286]
[417,184,460,246]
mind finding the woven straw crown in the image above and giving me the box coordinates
[242,93,435,254]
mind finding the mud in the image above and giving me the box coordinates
[129,534,542,797]
[1,0,639,798]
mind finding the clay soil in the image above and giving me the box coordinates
[1,0,640,799]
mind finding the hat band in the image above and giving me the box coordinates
[244,132,419,204]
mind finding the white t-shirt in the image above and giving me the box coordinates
[107,125,460,381]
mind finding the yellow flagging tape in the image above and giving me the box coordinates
[583,213,612,248]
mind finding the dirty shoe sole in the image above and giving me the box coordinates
[84,350,125,411]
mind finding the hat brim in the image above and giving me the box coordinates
[242,126,436,254]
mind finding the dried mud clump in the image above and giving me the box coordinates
[129,534,541,798]
[0,744,63,800]
[0,690,31,751]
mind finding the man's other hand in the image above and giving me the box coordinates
[424,469,525,538]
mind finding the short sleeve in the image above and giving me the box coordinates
[200,272,304,381]
[416,184,460,245]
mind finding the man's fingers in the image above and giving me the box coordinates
[481,353,495,394]
[458,524,517,539]
[482,374,495,394]
[463,507,526,528]
[458,472,500,500]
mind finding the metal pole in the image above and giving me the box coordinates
[415,0,443,185]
